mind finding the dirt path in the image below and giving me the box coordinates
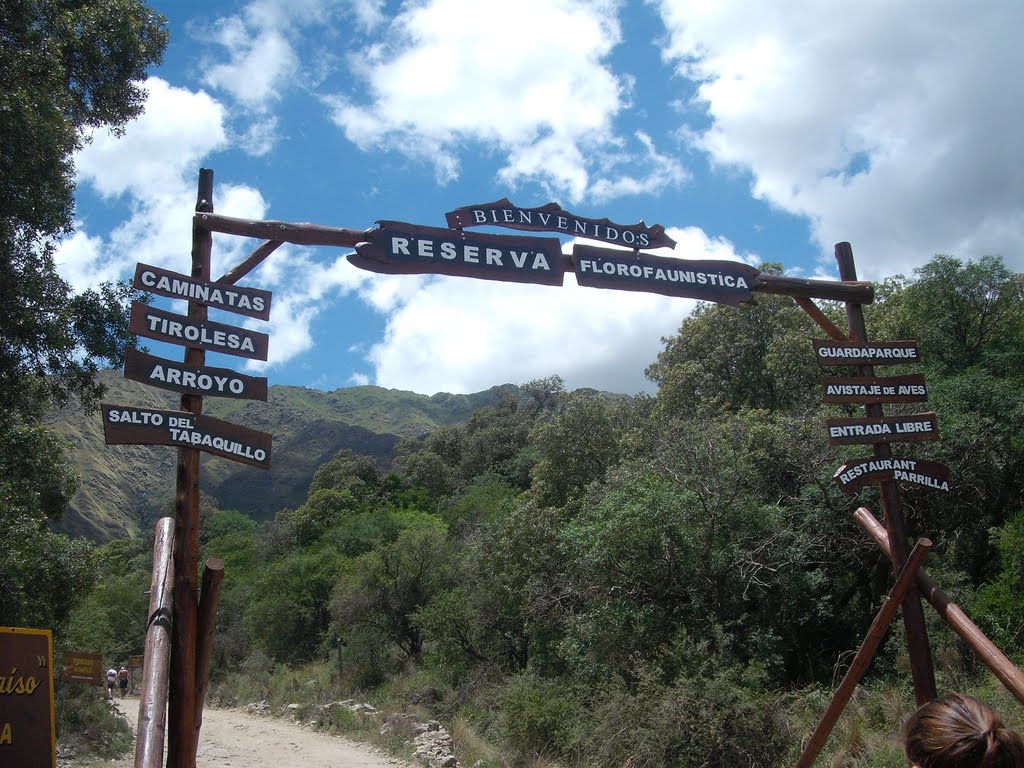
[106,697,414,768]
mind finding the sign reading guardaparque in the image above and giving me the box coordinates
[349,221,565,286]
[572,244,760,305]
[102,404,272,469]
[445,199,677,250]
[814,339,920,365]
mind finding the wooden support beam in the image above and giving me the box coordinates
[193,558,225,763]
[754,272,874,304]
[194,211,369,248]
[793,296,848,341]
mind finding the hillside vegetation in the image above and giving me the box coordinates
[59,255,1024,766]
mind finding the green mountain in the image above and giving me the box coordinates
[47,369,508,541]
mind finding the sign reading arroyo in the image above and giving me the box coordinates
[0,627,55,767]
[101,405,272,469]
[834,457,951,494]
[821,374,928,404]
[572,244,759,305]
[825,412,939,445]
[132,263,272,320]
[814,339,920,365]
[129,302,269,361]
[350,221,566,286]
[444,199,677,250]
[124,348,268,401]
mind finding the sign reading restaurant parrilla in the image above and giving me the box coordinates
[834,457,951,494]
[825,412,940,445]
[821,374,928,404]
[132,263,272,321]
[102,404,272,469]
[572,244,759,305]
[445,199,677,250]
[129,302,269,361]
[351,221,566,286]
[814,339,920,365]
[124,348,268,401]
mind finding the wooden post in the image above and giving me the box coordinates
[135,517,175,768]
[192,558,225,762]
[834,241,937,704]
[167,169,214,768]
[795,538,932,768]
[853,508,1024,705]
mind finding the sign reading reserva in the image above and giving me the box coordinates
[572,244,759,305]
[350,221,566,286]
[813,339,920,365]
[821,374,928,404]
[129,302,269,361]
[102,404,272,469]
[444,199,677,250]
[132,263,272,321]
[825,412,939,445]
[124,348,268,401]
[0,627,55,768]
[834,457,951,494]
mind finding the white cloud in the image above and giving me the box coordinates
[325,0,683,203]
[655,0,1024,278]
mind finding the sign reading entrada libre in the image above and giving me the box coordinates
[129,302,269,361]
[821,374,928,404]
[101,404,272,469]
[0,627,55,768]
[813,339,920,365]
[132,263,272,321]
[834,457,951,494]
[124,348,268,401]
[572,244,759,305]
[445,199,677,250]
[350,221,565,286]
[824,412,939,445]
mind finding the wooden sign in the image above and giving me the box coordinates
[834,457,951,494]
[61,651,102,684]
[572,244,759,305]
[445,199,677,250]
[821,374,928,404]
[133,263,271,321]
[129,302,269,361]
[814,339,920,365]
[124,347,268,401]
[127,655,144,669]
[101,404,272,469]
[351,221,566,286]
[0,627,55,767]
[825,412,939,445]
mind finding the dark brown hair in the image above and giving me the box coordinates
[903,693,1024,767]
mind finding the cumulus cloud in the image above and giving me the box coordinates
[654,0,1024,277]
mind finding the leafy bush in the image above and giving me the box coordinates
[55,681,133,760]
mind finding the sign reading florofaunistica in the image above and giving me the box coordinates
[129,302,269,361]
[821,374,928,404]
[0,627,55,768]
[813,339,920,365]
[133,263,272,321]
[350,221,565,286]
[572,244,759,305]
[101,404,272,469]
[445,199,677,250]
[825,412,939,445]
[124,348,268,401]
[834,457,951,494]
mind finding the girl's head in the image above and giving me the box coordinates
[903,693,1024,767]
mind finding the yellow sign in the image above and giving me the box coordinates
[0,627,56,768]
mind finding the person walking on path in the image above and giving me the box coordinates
[117,665,129,698]
[105,667,116,699]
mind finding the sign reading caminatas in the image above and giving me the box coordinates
[132,263,271,320]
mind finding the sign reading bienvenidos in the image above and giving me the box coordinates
[101,405,272,469]
[129,302,269,361]
[132,263,272,321]
[444,199,677,250]
[61,651,103,684]
[0,627,55,768]
[124,347,268,401]
[834,457,951,494]
[572,244,759,305]
[351,221,565,286]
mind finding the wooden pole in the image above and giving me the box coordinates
[192,558,225,762]
[853,508,1024,705]
[167,169,214,768]
[834,241,937,704]
[795,538,932,768]
[135,517,175,768]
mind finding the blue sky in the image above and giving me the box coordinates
[56,0,1024,396]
